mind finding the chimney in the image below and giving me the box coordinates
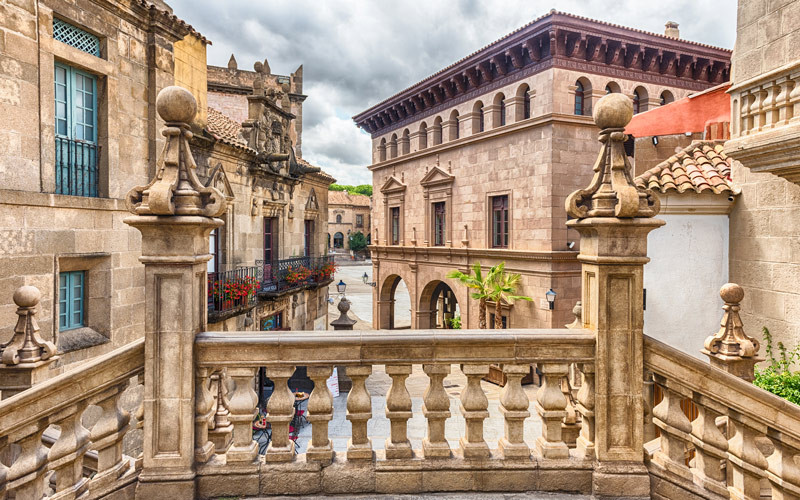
[664,21,680,39]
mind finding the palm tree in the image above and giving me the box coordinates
[446,262,497,329]
[488,262,533,329]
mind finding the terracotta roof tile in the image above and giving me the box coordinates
[328,191,371,206]
[635,141,733,195]
[206,107,251,151]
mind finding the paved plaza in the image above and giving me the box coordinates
[328,263,411,329]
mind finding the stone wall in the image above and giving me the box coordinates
[732,0,800,83]
[174,34,209,129]
[0,0,186,363]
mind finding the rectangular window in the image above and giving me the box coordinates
[491,195,509,248]
[356,214,363,227]
[55,62,99,197]
[208,227,219,275]
[433,202,446,246]
[489,313,508,329]
[59,271,85,331]
[263,217,277,262]
[261,311,283,331]
[53,18,101,57]
[304,220,314,257]
[391,207,400,245]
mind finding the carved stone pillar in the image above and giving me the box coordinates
[498,364,530,458]
[459,364,490,458]
[565,93,663,498]
[0,286,58,399]
[125,87,227,499]
[702,283,763,382]
[385,364,413,458]
[306,365,334,462]
[265,366,296,462]
[422,364,451,458]
[346,366,373,460]
[208,372,233,454]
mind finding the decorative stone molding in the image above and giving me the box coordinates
[126,86,226,218]
[701,283,763,382]
[565,93,660,219]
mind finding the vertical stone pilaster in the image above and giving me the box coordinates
[126,87,227,500]
[565,93,663,498]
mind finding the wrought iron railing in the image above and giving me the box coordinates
[208,266,259,314]
[257,255,336,294]
[55,136,99,197]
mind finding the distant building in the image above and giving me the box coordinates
[354,11,731,329]
[328,191,372,251]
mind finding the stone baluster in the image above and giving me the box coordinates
[194,367,215,463]
[306,366,334,462]
[689,396,729,497]
[750,88,766,132]
[790,73,800,124]
[459,364,490,459]
[0,452,6,500]
[764,83,781,129]
[134,372,144,471]
[6,428,47,500]
[642,370,657,444]
[208,371,233,454]
[265,366,296,462]
[226,367,258,463]
[47,403,90,499]
[652,376,692,481]
[777,78,794,125]
[766,430,800,500]
[498,364,530,459]
[88,384,131,495]
[385,365,413,458]
[346,366,373,460]
[702,284,763,382]
[422,364,451,458]
[575,362,595,460]
[727,410,767,500]
[535,363,569,459]
[561,375,580,448]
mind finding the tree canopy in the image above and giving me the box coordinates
[330,184,373,196]
[349,231,368,252]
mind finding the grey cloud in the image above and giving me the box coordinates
[168,0,736,184]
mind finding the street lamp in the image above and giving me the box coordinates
[362,272,377,288]
[337,280,347,295]
[545,289,557,310]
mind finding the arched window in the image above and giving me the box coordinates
[660,90,674,106]
[500,98,506,126]
[418,122,428,150]
[632,86,648,114]
[378,138,387,162]
[336,214,342,224]
[515,83,531,121]
[633,91,640,114]
[333,232,344,249]
[605,81,620,94]
[472,101,485,134]
[492,93,506,128]
[433,116,443,145]
[449,110,460,140]
[574,81,585,116]
[400,129,410,155]
[389,133,398,159]
[523,90,531,119]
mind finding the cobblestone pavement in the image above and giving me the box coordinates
[294,364,543,454]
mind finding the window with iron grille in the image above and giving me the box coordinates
[433,202,446,246]
[53,18,101,57]
[491,195,509,248]
[55,62,99,197]
[391,207,400,245]
[59,271,85,331]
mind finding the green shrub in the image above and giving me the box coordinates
[753,327,800,405]
[348,231,367,252]
[449,315,462,329]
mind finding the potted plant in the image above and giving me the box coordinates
[315,261,337,282]
[285,265,312,285]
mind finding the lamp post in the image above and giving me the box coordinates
[545,288,557,310]
[362,272,377,288]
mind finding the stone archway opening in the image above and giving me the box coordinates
[378,274,411,329]
[333,232,344,249]
[418,280,460,329]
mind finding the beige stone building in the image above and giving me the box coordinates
[0,0,200,369]
[354,11,732,330]
[327,191,371,250]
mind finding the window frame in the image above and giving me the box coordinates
[304,219,314,257]
[263,217,277,263]
[59,270,85,331]
[54,62,98,143]
[491,195,509,248]
[391,206,400,245]
[208,227,219,275]
[433,201,446,246]
[356,214,363,227]
[574,82,585,116]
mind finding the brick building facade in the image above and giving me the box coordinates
[354,11,731,330]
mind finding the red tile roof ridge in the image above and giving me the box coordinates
[635,140,733,195]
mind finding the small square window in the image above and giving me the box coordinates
[59,271,85,331]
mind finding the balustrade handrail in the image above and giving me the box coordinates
[644,334,800,441]
[195,328,596,367]
[0,337,143,437]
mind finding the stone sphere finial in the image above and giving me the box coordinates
[720,283,744,304]
[338,298,351,314]
[13,285,40,308]
[593,93,633,129]
[156,86,197,124]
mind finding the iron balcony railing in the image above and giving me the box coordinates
[55,136,99,197]
[208,266,259,315]
[257,255,336,294]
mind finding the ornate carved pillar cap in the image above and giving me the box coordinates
[126,86,226,218]
[1,286,57,366]
[566,93,661,221]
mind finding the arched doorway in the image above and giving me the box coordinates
[418,280,459,329]
[333,232,344,249]
[378,274,411,329]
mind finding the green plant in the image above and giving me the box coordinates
[349,231,368,252]
[329,184,373,196]
[446,262,499,329]
[449,315,462,329]
[488,262,532,329]
[754,327,800,405]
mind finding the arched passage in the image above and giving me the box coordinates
[333,232,344,248]
[378,274,411,329]
[418,280,460,329]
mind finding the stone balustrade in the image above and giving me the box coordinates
[191,329,596,497]
[0,338,143,499]
[645,336,800,500]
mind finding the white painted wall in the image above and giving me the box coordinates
[644,213,729,358]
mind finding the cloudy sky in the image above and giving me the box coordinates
[167,0,737,185]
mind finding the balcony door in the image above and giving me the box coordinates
[264,217,277,263]
[304,220,314,257]
[55,62,98,197]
